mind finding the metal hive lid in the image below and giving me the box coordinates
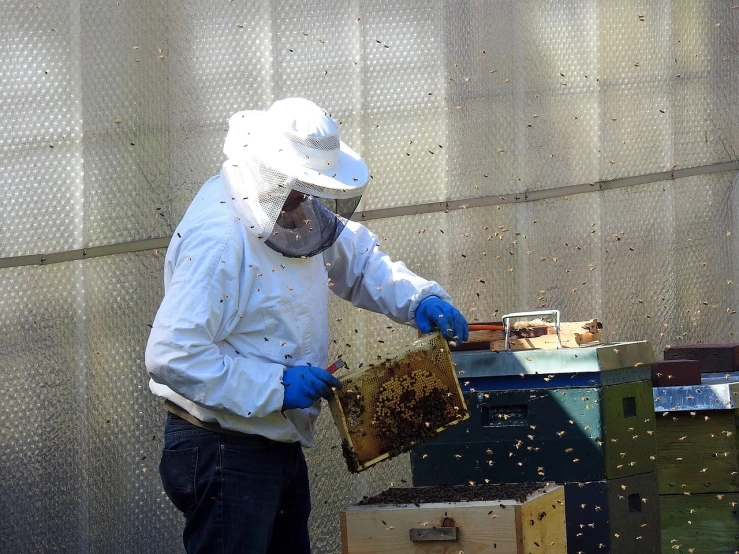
[452,341,656,378]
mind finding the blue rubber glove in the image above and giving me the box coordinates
[282,365,342,410]
[415,296,470,343]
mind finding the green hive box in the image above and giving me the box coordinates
[412,342,658,485]
[653,381,739,495]
[659,493,739,554]
[564,473,660,554]
[653,380,739,553]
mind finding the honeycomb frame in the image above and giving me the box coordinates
[329,332,469,473]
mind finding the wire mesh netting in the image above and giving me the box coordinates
[1,0,737,552]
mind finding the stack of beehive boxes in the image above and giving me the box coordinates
[411,341,661,554]
[333,333,569,553]
[653,343,739,553]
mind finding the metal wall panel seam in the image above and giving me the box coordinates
[0,237,171,269]
[359,159,738,220]
[0,160,736,269]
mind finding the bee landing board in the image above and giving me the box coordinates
[329,332,469,473]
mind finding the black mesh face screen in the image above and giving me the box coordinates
[317,196,361,220]
[264,195,360,258]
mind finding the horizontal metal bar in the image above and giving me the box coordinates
[357,159,739,221]
[672,160,739,179]
[0,159,736,269]
[521,182,603,202]
[0,237,171,270]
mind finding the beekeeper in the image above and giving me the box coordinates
[145,97,469,554]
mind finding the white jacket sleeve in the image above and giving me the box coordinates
[323,220,453,325]
[145,227,285,419]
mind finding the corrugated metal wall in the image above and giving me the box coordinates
[1,1,737,552]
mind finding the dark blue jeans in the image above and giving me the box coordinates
[159,412,311,554]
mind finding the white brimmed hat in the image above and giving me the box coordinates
[223,97,369,199]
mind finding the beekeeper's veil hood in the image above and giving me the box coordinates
[221,97,369,258]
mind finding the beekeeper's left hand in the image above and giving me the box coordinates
[415,296,469,343]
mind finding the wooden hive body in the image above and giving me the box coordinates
[563,474,660,554]
[663,343,739,373]
[411,341,661,553]
[413,342,658,484]
[412,380,657,484]
[653,380,739,552]
[340,484,566,554]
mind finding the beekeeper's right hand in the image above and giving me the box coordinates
[282,365,342,410]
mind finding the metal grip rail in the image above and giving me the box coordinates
[502,310,561,351]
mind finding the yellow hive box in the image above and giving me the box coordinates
[340,484,566,554]
[329,332,469,473]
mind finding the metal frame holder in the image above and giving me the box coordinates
[502,310,561,351]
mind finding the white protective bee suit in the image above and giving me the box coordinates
[145,98,454,447]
